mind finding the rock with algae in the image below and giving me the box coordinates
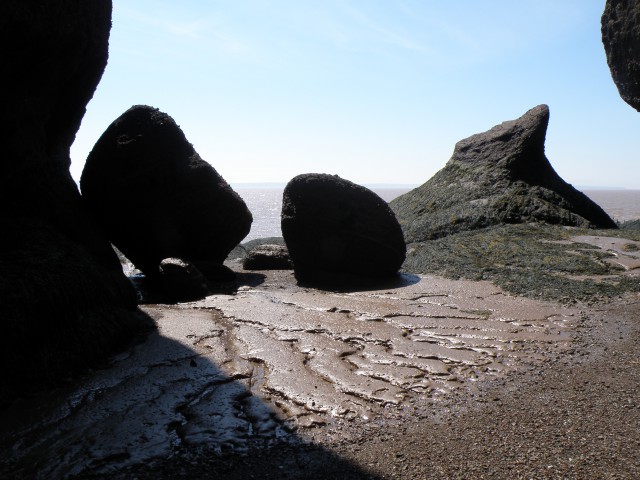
[390,105,617,243]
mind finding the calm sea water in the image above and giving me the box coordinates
[582,190,640,224]
[235,186,412,241]
[234,186,640,242]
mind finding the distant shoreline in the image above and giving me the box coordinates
[231,182,421,189]
[579,186,640,191]
[230,182,640,192]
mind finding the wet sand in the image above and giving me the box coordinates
[1,236,640,479]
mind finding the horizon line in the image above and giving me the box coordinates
[229,182,639,191]
[230,182,422,188]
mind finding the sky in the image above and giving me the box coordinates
[70,0,640,189]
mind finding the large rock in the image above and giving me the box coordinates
[602,0,640,111]
[281,174,406,283]
[0,1,150,403]
[390,105,617,243]
[81,105,253,280]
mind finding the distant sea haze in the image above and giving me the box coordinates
[582,189,640,223]
[233,185,640,242]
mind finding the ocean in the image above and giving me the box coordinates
[235,185,413,241]
[580,190,640,223]
[234,185,640,242]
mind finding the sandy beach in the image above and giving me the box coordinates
[1,233,639,479]
[4,2,640,479]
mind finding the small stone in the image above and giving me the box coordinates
[243,244,292,270]
[158,257,209,301]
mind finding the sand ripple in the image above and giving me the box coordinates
[0,272,578,478]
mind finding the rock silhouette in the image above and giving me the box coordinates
[281,174,406,283]
[81,105,253,282]
[0,0,151,403]
[602,0,640,112]
[390,105,617,243]
[158,258,210,301]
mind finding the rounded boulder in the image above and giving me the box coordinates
[281,174,406,283]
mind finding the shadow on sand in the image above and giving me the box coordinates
[0,306,381,480]
[296,272,422,294]
[130,271,268,304]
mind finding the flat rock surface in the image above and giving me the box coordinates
[2,248,640,478]
[572,234,640,271]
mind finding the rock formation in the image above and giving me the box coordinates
[81,105,253,283]
[243,244,292,270]
[0,0,151,403]
[281,174,406,283]
[390,105,617,243]
[158,258,210,301]
[602,0,640,112]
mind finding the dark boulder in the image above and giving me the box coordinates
[602,0,640,112]
[0,0,151,403]
[81,105,253,279]
[281,174,406,283]
[390,105,617,243]
[158,258,210,302]
[243,244,292,270]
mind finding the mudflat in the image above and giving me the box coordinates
[1,233,640,479]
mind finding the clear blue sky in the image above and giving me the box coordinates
[70,0,640,188]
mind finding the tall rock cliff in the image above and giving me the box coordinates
[0,1,150,403]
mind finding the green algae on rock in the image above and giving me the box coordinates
[390,105,616,244]
[401,223,640,303]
